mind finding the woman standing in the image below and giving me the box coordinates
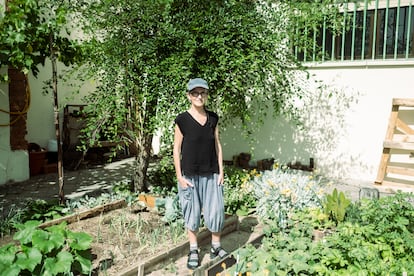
[173,78,228,269]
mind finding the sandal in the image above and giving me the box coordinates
[187,249,199,269]
[210,246,228,260]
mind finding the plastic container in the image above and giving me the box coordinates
[47,139,58,152]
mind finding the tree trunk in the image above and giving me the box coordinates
[132,132,153,192]
[49,33,65,204]
[127,83,157,193]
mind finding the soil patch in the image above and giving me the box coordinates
[0,202,185,275]
[0,203,260,275]
[67,203,186,275]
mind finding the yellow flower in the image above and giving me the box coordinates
[221,262,227,270]
[317,213,328,221]
[267,180,275,187]
[317,188,325,196]
[281,188,291,196]
[308,181,316,189]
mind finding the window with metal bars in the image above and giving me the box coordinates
[297,2,414,62]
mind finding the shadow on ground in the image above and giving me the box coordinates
[0,157,136,217]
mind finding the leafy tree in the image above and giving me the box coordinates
[0,0,83,203]
[70,0,342,192]
[0,0,81,79]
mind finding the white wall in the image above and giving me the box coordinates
[221,61,414,183]
[26,62,90,149]
[2,58,414,185]
[0,62,91,185]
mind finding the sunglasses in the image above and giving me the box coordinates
[189,90,208,97]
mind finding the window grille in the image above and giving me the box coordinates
[297,0,414,62]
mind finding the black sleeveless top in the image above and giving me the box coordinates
[175,110,219,175]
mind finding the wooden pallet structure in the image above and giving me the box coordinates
[375,98,414,192]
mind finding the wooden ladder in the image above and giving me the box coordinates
[375,98,414,189]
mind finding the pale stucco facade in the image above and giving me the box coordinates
[1,0,413,186]
[0,62,90,184]
[221,60,414,184]
[2,60,413,185]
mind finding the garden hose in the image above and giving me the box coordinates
[0,74,31,127]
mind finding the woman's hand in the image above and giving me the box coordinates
[178,176,193,188]
[217,172,224,186]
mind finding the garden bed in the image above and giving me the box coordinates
[121,214,241,275]
[0,200,179,275]
[144,215,263,276]
[5,164,411,275]
[0,199,262,276]
[65,202,184,275]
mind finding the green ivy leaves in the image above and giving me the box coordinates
[0,220,92,276]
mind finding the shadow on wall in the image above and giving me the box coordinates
[293,80,363,179]
[221,78,366,180]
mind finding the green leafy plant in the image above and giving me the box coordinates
[1,188,136,237]
[312,192,414,275]
[147,153,177,193]
[229,209,318,275]
[323,188,351,224]
[111,180,135,196]
[0,0,82,80]
[0,220,93,275]
[224,166,257,216]
[0,200,69,237]
[66,190,134,212]
[251,165,326,229]
[155,195,183,225]
[0,206,25,238]
[292,206,334,231]
[227,192,414,275]
[20,199,68,223]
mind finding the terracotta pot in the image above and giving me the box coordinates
[29,150,48,176]
[138,194,161,208]
[312,229,325,241]
[312,229,333,241]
